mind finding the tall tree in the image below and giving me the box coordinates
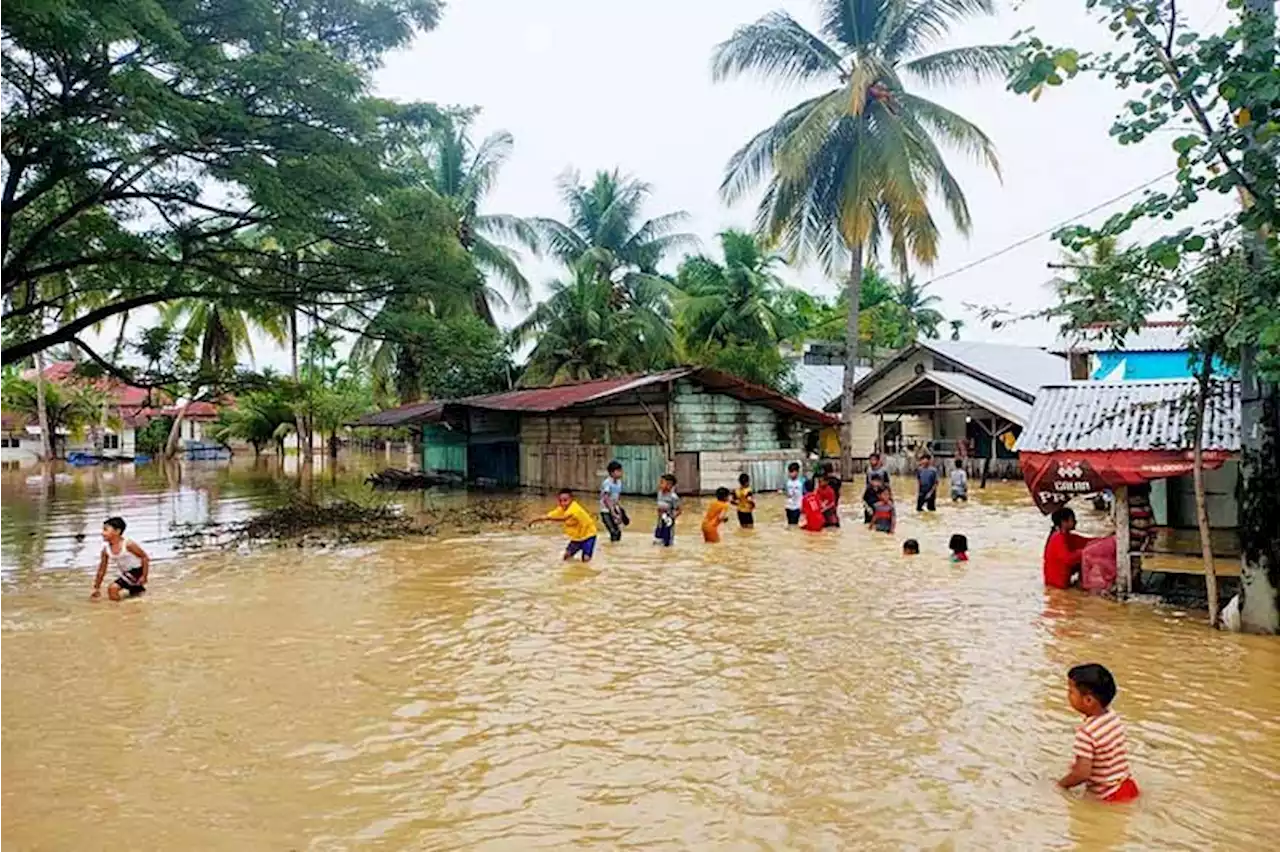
[158,300,287,457]
[531,169,697,299]
[2,0,451,365]
[674,229,802,348]
[892,276,946,340]
[406,112,539,324]
[713,0,1012,474]
[512,269,674,385]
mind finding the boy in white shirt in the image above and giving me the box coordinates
[783,462,804,526]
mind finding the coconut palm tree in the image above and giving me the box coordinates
[416,114,539,324]
[159,300,288,456]
[674,229,802,349]
[511,268,675,385]
[531,169,697,299]
[713,0,1012,473]
[892,276,946,339]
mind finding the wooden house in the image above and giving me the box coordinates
[355,368,837,495]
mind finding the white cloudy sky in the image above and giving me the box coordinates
[101,0,1232,371]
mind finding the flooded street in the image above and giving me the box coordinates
[3,461,1277,850]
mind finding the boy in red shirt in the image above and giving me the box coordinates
[1058,663,1139,802]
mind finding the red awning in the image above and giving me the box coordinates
[1020,449,1234,514]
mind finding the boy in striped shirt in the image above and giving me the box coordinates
[1058,663,1140,802]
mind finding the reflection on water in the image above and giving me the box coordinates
[2,462,1276,849]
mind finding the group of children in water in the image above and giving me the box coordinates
[534,457,973,564]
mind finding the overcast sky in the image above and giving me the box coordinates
[104,0,1232,372]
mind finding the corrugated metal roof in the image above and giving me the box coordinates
[869,370,1033,425]
[351,401,444,428]
[791,364,871,411]
[920,340,1067,398]
[1016,379,1240,453]
[1052,321,1190,353]
[458,369,693,412]
[459,367,838,425]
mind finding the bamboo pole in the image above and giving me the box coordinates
[1115,485,1131,598]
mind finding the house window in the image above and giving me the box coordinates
[0,436,18,448]
[102,433,121,450]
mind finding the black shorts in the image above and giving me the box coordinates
[785,508,801,525]
[112,568,145,595]
[737,511,754,528]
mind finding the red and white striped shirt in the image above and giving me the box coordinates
[1074,709,1132,798]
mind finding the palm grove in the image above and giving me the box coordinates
[2,0,975,458]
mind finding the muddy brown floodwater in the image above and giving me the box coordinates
[2,460,1278,850]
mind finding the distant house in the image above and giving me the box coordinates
[822,340,1068,473]
[354,367,837,495]
[1052,321,1231,381]
[9,361,158,461]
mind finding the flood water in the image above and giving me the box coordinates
[3,459,1277,850]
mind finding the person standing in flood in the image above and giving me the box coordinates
[783,462,805,526]
[92,516,150,600]
[598,460,627,542]
[866,451,891,489]
[654,473,680,547]
[1044,507,1093,589]
[915,454,939,513]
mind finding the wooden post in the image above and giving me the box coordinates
[665,381,676,471]
[877,412,884,454]
[1115,485,1131,598]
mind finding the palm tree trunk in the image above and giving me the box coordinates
[840,244,863,479]
[33,350,53,461]
[1192,347,1219,627]
[164,401,189,459]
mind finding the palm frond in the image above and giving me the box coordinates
[477,213,540,253]
[711,10,844,85]
[720,93,833,205]
[471,235,532,308]
[898,91,1001,178]
[882,0,998,62]
[901,44,1020,86]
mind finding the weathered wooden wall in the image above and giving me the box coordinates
[697,449,806,494]
[518,442,666,495]
[672,380,803,453]
[519,401,667,448]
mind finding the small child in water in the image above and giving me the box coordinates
[529,488,599,562]
[784,462,804,526]
[1058,663,1139,802]
[949,533,969,562]
[902,539,919,556]
[92,516,150,600]
[702,487,732,542]
[870,486,896,534]
[654,473,681,547]
[731,473,755,528]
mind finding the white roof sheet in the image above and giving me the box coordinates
[1016,379,1240,453]
[920,340,1068,398]
[792,364,870,411]
[1052,323,1190,353]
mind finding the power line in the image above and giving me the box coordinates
[921,168,1179,288]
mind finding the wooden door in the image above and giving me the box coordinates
[674,452,700,495]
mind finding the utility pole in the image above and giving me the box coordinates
[1237,0,1279,633]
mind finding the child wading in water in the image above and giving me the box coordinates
[702,487,732,542]
[654,473,681,547]
[784,462,804,526]
[530,489,599,562]
[870,486,896,534]
[92,516,150,600]
[1059,663,1139,803]
[731,473,755,528]
[598,460,627,542]
[949,534,969,562]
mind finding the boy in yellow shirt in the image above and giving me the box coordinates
[702,487,732,542]
[529,488,599,562]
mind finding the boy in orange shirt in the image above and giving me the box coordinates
[1058,663,1139,802]
[702,487,732,542]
